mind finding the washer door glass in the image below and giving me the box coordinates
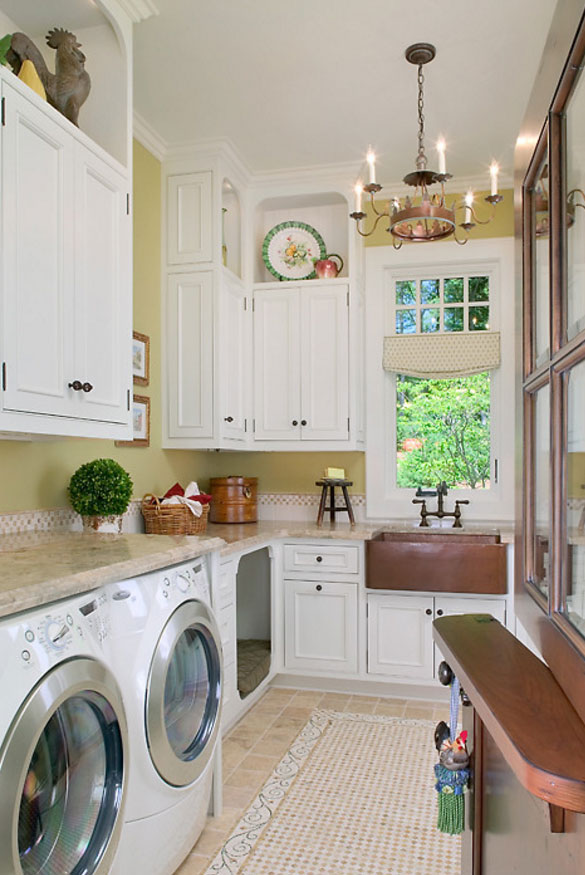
[18,691,123,875]
[164,625,220,761]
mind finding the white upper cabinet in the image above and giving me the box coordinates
[166,271,214,440]
[163,150,251,449]
[167,172,213,265]
[2,81,76,419]
[0,0,135,439]
[220,273,249,442]
[162,149,364,450]
[253,287,301,441]
[73,144,130,424]
[300,285,349,441]
[253,284,349,443]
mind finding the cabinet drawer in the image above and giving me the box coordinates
[283,543,359,576]
[218,607,236,668]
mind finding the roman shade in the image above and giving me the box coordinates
[382,331,501,379]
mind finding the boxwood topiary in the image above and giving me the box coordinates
[69,458,133,517]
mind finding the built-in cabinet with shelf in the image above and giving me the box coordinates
[163,145,252,449]
[0,0,140,438]
[162,146,364,450]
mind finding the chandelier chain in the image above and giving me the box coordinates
[416,64,427,171]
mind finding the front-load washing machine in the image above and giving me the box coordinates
[0,589,128,875]
[107,555,223,875]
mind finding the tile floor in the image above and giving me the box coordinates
[174,688,447,875]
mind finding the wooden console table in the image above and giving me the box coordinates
[434,615,585,875]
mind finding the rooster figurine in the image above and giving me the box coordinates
[439,729,469,771]
[7,28,91,126]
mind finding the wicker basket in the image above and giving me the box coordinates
[141,493,210,535]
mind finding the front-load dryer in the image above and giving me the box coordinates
[107,556,223,875]
[0,590,128,875]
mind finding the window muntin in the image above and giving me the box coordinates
[394,274,491,336]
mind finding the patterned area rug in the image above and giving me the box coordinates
[205,710,461,875]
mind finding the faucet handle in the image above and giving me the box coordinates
[412,498,427,506]
[455,499,470,506]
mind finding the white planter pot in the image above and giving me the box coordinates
[81,514,123,533]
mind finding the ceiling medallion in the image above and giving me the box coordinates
[350,43,503,248]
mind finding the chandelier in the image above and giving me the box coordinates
[350,43,503,248]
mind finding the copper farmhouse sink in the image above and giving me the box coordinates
[366,531,507,594]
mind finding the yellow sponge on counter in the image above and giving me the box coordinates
[324,467,345,479]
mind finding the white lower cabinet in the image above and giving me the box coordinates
[368,594,435,680]
[285,579,358,674]
[367,592,507,681]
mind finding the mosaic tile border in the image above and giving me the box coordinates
[258,492,366,507]
[205,710,438,875]
[0,494,367,534]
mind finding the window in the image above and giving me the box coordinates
[394,275,491,335]
[365,239,515,522]
[396,372,491,490]
[391,269,494,492]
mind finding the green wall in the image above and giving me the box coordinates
[0,152,513,512]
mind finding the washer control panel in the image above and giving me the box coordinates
[158,558,210,604]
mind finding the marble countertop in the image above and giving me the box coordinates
[0,518,515,620]
[207,519,515,556]
[0,531,223,619]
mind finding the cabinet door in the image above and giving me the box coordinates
[220,276,248,441]
[253,288,301,440]
[300,285,349,440]
[166,272,214,439]
[285,579,358,674]
[1,81,76,417]
[367,594,434,680]
[167,172,212,265]
[74,145,131,423]
[433,596,506,678]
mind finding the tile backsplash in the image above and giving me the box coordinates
[0,492,367,535]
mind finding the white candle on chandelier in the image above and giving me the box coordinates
[354,182,363,213]
[366,150,376,184]
[464,190,474,224]
[490,161,499,196]
[436,139,446,175]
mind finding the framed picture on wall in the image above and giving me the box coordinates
[132,331,150,386]
[115,394,150,447]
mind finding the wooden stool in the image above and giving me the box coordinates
[315,479,355,526]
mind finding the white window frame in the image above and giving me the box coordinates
[365,237,515,522]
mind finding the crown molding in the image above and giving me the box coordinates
[133,112,168,161]
[165,136,253,182]
[115,0,159,23]
[251,159,361,190]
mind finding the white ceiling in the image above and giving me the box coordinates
[133,0,557,183]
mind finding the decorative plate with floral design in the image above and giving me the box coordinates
[262,221,327,281]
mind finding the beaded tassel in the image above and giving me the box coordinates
[434,675,470,835]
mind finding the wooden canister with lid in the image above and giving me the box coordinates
[209,476,258,523]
